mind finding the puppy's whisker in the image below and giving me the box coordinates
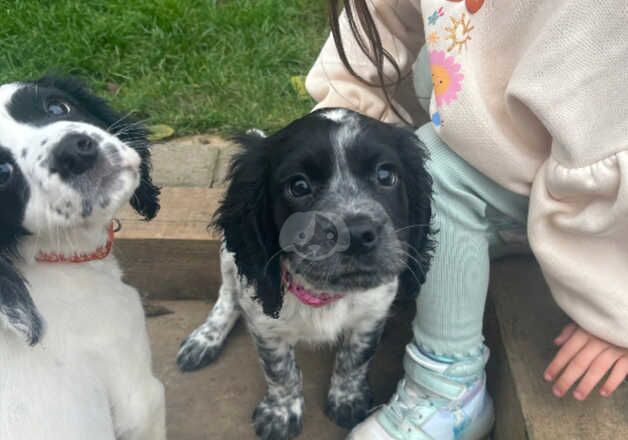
[401,261,422,285]
[398,249,422,268]
[398,249,426,277]
[394,224,430,233]
[107,111,135,132]
[112,118,152,136]
[262,249,283,277]
[401,241,422,257]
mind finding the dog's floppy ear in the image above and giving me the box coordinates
[397,130,435,298]
[213,133,283,318]
[0,255,44,345]
[0,150,44,345]
[35,76,160,220]
[119,125,161,221]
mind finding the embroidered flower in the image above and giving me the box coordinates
[427,31,440,46]
[445,13,474,53]
[427,7,445,25]
[430,50,464,106]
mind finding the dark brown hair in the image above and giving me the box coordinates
[327,0,407,122]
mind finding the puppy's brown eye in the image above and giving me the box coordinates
[0,163,14,187]
[45,99,71,116]
[376,164,398,187]
[289,177,311,198]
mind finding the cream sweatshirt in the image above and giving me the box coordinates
[306,0,628,347]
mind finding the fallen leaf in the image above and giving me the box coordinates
[147,124,175,141]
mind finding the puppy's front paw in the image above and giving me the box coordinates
[252,395,304,440]
[176,331,222,372]
[325,381,373,429]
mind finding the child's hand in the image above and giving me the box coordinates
[544,323,628,400]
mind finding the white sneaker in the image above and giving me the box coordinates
[348,346,494,440]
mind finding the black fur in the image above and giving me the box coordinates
[0,256,43,345]
[213,133,283,318]
[0,147,42,344]
[389,125,434,297]
[214,109,434,318]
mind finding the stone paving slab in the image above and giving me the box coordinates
[486,257,628,440]
[152,135,238,188]
[145,259,628,440]
[147,300,413,440]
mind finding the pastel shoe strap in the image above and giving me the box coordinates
[403,345,488,401]
[402,355,466,401]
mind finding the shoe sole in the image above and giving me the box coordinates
[459,393,495,440]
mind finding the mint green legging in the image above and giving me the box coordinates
[412,123,529,358]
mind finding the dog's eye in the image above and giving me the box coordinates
[45,99,71,116]
[0,163,14,187]
[289,177,312,198]
[376,164,398,187]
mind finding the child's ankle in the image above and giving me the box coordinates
[406,343,489,381]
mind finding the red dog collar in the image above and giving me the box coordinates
[35,222,115,264]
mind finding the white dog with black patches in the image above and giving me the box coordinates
[177,109,434,440]
[0,77,165,440]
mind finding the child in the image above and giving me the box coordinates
[306,1,628,438]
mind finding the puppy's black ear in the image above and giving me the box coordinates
[397,130,435,298]
[0,150,44,345]
[35,76,160,220]
[118,125,161,221]
[214,134,283,318]
[0,256,44,345]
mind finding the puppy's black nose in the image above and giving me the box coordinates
[51,133,98,177]
[345,215,381,254]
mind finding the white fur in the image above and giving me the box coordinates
[0,82,165,440]
[229,250,396,345]
[0,259,165,440]
[320,108,350,123]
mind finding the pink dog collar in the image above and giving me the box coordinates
[282,270,343,308]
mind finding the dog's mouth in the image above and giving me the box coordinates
[41,164,138,226]
[281,268,345,307]
[283,250,401,294]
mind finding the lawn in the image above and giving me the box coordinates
[0,0,329,135]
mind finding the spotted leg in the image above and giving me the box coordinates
[325,320,386,429]
[177,253,241,371]
[250,333,304,440]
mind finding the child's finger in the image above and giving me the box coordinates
[554,323,578,346]
[573,348,622,400]
[552,340,606,397]
[600,358,628,397]
[545,329,589,381]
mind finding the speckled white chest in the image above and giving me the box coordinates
[236,267,398,345]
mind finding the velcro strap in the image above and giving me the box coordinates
[403,354,466,401]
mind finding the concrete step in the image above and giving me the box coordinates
[142,258,628,440]
[485,257,628,440]
[151,134,239,189]
[147,300,414,440]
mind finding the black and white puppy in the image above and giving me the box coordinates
[0,76,165,440]
[177,108,433,439]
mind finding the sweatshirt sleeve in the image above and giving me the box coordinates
[305,0,423,124]
[513,2,628,347]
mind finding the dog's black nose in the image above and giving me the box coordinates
[51,133,98,177]
[345,215,381,254]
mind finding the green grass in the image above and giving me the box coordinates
[0,0,329,135]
